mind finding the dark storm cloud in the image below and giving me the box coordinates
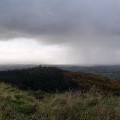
[0,0,82,39]
[0,0,120,64]
[0,0,120,40]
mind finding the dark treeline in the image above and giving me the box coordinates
[0,66,120,93]
[0,66,78,91]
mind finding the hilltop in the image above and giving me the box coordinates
[0,66,119,94]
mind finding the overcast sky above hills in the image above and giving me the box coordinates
[0,0,120,65]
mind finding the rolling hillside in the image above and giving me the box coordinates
[57,65,120,81]
[0,66,119,94]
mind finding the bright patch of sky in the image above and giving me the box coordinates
[0,38,70,64]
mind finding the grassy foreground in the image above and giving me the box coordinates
[0,83,120,120]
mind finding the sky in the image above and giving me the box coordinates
[0,0,120,65]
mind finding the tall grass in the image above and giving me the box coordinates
[0,83,119,120]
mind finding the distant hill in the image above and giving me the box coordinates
[0,66,119,94]
[57,65,120,81]
[0,67,77,91]
[0,64,37,71]
[1,64,120,81]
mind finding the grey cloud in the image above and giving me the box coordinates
[0,0,81,39]
[0,0,120,64]
[0,0,120,40]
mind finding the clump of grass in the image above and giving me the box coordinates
[0,83,119,120]
[33,88,120,120]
